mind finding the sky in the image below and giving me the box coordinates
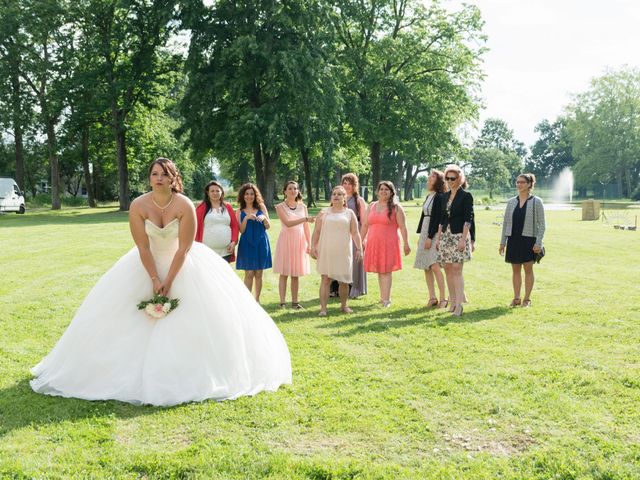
[454,0,640,147]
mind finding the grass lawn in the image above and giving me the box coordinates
[1,203,639,479]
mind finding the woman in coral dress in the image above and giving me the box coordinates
[273,181,314,309]
[361,181,411,308]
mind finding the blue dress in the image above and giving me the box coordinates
[236,210,273,270]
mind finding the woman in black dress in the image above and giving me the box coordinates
[499,173,546,307]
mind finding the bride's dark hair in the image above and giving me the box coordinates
[148,157,183,193]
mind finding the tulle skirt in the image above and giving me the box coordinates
[30,243,292,407]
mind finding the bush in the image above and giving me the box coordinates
[632,185,640,201]
[27,194,91,208]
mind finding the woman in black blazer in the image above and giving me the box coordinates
[436,165,474,316]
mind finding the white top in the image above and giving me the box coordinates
[203,207,232,256]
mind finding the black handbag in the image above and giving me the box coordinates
[532,197,545,263]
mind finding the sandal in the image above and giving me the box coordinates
[318,310,327,317]
[279,302,287,308]
[522,299,532,308]
[382,300,392,308]
[451,305,463,317]
[341,306,353,314]
[438,299,449,309]
[291,302,304,310]
[427,298,439,308]
[509,298,522,307]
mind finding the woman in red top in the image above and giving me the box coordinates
[195,181,240,262]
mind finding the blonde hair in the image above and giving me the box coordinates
[444,164,468,189]
[331,185,347,207]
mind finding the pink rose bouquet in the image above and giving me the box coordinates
[137,294,179,320]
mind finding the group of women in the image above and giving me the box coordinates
[195,165,546,317]
[29,157,546,407]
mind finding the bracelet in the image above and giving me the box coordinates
[151,276,158,281]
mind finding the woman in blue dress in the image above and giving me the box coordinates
[236,183,272,303]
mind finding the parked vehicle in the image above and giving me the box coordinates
[0,178,26,214]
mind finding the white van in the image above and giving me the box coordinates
[0,178,26,214]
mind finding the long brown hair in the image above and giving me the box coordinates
[377,181,396,219]
[148,157,183,193]
[237,183,265,210]
[429,170,446,194]
[203,180,226,213]
[282,180,302,202]
[341,173,361,220]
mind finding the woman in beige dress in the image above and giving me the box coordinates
[311,186,363,316]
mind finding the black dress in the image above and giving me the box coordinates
[505,199,536,264]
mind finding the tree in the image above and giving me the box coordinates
[469,147,515,198]
[75,0,180,211]
[181,0,340,208]
[528,118,574,181]
[473,118,524,183]
[0,0,33,192]
[565,68,640,197]
[333,0,485,197]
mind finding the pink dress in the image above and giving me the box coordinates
[273,204,310,277]
[364,202,402,273]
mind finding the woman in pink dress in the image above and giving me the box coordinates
[273,181,314,309]
[361,181,411,307]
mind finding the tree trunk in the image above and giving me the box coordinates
[300,147,314,207]
[81,124,96,207]
[404,165,414,200]
[323,172,331,201]
[370,141,381,200]
[253,143,264,190]
[262,148,279,209]
[11,69,25,191]
[113,109,130,211]
[46,117,61,210]
[394,153,404,201]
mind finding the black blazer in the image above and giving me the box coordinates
[416,192,444,240]
[439,189,474,236]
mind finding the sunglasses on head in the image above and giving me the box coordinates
[445,176,458,181]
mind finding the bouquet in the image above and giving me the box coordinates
[137,294,180,320]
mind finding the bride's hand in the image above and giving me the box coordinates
[158,279,172,297]
[152,277,162,294]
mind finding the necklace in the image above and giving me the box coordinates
[152,194,173,212]
[286,201,298,210]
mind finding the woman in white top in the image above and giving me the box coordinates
[195,181,240,262]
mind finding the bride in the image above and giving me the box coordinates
[30,158,292,406]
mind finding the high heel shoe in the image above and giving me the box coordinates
[451,305,463,316]
[427,298,439,308]
[509,298,521,307]
[438,299,449,309]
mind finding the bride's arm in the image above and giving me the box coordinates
[160,196,196,296]
[129,197,162,293]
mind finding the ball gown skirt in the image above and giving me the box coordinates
[30,219,292,407]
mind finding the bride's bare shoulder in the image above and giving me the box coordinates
[175,193,195,209]
[130,193,152,213]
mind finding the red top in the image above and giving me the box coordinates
[195,201,239,262]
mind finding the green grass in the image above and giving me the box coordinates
[1,204,639,479]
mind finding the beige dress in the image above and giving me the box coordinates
[316,208,353,283]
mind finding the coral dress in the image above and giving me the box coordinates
[273,204,310,277]
[364,202,402,273]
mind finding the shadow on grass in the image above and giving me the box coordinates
[0,378,159,437]
[0,207,128,229]
[312,305,512,337]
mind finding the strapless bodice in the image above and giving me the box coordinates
[145,218,179,265]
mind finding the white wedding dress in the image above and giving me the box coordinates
[30,218,292,406]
